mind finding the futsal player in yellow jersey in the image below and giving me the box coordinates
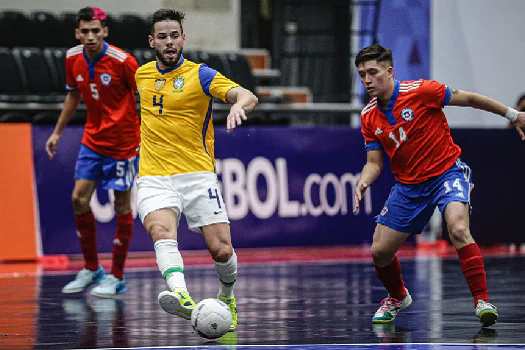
[135,9,258,331]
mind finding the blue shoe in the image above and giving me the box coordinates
[476,300,498,327]
[62,265,105,294]
[90,274,127,298]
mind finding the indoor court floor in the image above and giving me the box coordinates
[1,245,524,350]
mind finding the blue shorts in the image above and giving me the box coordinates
[75,144,139,192]
[376,158,473,233]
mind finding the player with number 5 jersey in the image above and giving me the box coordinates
[134,9,258,331]
[352,44,525,328]
[45,7,140,298]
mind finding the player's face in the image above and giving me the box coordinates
[76,20,107,55]
[357,60,393,98]
[149,20,186,69]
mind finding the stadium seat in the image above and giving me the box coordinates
[28,11,60,48]
[197,51,231,77]
[12,47,60,101]
[0,47,25,101]
[0,11,29,48]
[56,12,78,48]
[113,14,150,49]
[44,47,67,93]
[0,111,31,123]
[133,48,156,66]
[32,111,60,125]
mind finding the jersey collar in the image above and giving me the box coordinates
[377,79,400,126]
[83,41,108,80]
[156,53,185,75]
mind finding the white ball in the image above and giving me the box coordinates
[191,298,232,339]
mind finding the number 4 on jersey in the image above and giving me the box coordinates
[389,127,407,148]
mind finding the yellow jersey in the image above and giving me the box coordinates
[135,55,239,176]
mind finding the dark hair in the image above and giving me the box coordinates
[150,9,185,35]
[516,93,525,107]
[76,7,106,27]
[354,44,393,67]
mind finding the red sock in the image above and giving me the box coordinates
[111,212,134,280]
[374,256,407,300]
[75,210,98,271]
[457,243,488,306]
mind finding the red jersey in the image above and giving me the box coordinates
[65,42,140,159]
[360,79,461,184]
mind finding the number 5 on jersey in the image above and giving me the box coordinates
[153,95,164,115]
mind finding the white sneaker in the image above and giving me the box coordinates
[90,274,127,298]
[476,300,498,327]
[372,288,412,324]
[62,266,105,294]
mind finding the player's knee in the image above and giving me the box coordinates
[209,244,233,263]
[71,193,90,213]
[371,244,392,267]
[147,223,173,241]
[447,220,471,243]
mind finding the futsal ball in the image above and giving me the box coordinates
[191,298,232,339]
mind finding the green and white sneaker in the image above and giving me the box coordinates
[372,288,412,324]
[476,300,498,327]
[62,265,105,294]
[158,288,196,320]
[219,295,238,331]
[90,274,127,298]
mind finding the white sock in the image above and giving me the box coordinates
[214,250,237,297]
[154,239,187,292]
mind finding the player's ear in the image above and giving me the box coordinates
[103,26,108,38]
[75,28,80,40]
[148,35,155,49]
[387,66,393,79]
[182,33,186,45]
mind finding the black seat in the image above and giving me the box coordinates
[133,48,156,66]
[12,47,60,101]
[44,47,67,93]
[0,111,31,123]
[28,11,60,48]
[32,111,60,125]
[0,47,25,101]
[0,11,29,48]
[197,52,231,77]
[114,14,149,49]
[56,12,78,48]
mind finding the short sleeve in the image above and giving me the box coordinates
[65,58,77,91]
[361,117,382,152]
[123,55,139,91]
[419,80,450,109]
[198,64,239,101]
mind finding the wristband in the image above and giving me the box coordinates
[505,108,518,123]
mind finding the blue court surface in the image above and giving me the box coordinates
[1,250,524,350]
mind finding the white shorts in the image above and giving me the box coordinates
[136,172,230,233]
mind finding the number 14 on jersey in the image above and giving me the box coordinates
[389,127,407,148]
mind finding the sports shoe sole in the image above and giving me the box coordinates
[90,286,127,299]
[158,291,193,320]
[479,309,498,327]
[372,294,413,324]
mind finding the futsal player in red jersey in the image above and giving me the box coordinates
[352,44,525,327]
[45,7,140,298]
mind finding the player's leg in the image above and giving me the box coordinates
[182,172,237,330]
[370,223,413,323]
[91,154,138,297]
[438,159,497,327]
[137,175,195,319]
[201,223,238,331]
[372,182,434,323]
[63,146,105,294]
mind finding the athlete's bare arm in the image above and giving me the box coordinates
[45,89,82,159]
[448,88,525,140]
[353,149,383,213]
[225,86,258,133]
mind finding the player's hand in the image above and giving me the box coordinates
[353,182,369,213]
[226,104,247,134]
[45,133,61,160]
[513,112,525,141]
